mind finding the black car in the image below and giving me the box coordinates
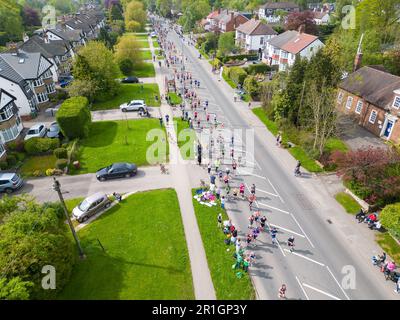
[96,163,137,181]
[121,76,139,84]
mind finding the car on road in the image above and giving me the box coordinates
[119,100,147,112]
[46,122,63,139]
[24,123,47,141]
[121,76,139,84]
[0,173,24,194]
[72,192,112,223]
[96,162,137,181]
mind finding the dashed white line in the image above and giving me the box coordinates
[258,202,290,215]
[283,249,325,267]
[267,178,284,203]
[295,276,310,300]
[326,266,351,300]
[290,213,315,248]
[269,224,305,238]
[302,283,341,300]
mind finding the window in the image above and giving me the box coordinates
[33,78,43,87]
[1,122,21,142]
[337,91,343,103]
[46,83,56,94]
[0,143,5,157]
[393,96,400,109]
[281,51,288,58]
[260,37,264,45]
[346,96,353,109]
[355,101,363,114]
[36,92,48,103]
[369,110,378,124]
[0,104,14,121]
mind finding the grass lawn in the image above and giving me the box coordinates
[252,107,279,135]
[133,62,155,78]
[92,83,160,110]
[335,192,361,215]
[175,118,195,160]
[141,50,152,60]
[191,189,255,300]
[152,40,160,48]
[167,92,182,105]
[71,119,168,174]
[324,138,349,154]
[58,189,194,299]
[376,233,400,265]
[19,154,57,177]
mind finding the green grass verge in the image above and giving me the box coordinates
[141,50,152,60]
[152,40,160,48]
[167,92,182,105]
[19,154,57,177]
[335,192,361,215]
[191,189,255,300]
[58,189,194,299]
[324,138,349,154]
[132,62,155,78]
[222,73,236,89]
[71,119,168,174]
[175,118,195,160]
[92,83,160,110]
[122,33,150,48]
[252,107,279,135]
[376,233,400,265]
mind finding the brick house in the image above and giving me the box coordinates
[337,66,400,143]
[217,10,249,33]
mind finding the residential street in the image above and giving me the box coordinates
[163,24,398,300]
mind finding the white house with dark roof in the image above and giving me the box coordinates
[258,2,300,20]
[0,89,23,159]
[235,18,277,52]
[263,30,324,71]
[0,50,55,118]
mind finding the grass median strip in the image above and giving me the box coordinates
[191,189,255,300]
[335,192,361,215]
[59,189,194,299]
[175,118,195,160]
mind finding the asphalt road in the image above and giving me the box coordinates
[162,21,398,300]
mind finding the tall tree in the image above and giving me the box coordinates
[285,11,318,35]
[0,0,24,45]
[125,0,147,32]
[21,6,41,27]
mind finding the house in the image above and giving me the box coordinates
[45,28,85,53]
[0,89,23,160]
[262,30,324,71]
[337,66,400,143]
[0,50,55,118]
[18,34,73,83]
[313,9,330,25]
[258,2,300,20]
[205,9,221,31]
[235,18,278,52]
[216,10,249,33]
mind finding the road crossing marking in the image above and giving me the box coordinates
[269,224,305,238]
[295,276,310,300]
[256,188,280,198]
[290,213,315,248]
[302,283,341,300]
[284,249,325,267]
[238,170,267,180]
[326,266,351,300]
[267,178,284,203]
[258,202,290,215]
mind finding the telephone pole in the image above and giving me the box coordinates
[52,177,85,259]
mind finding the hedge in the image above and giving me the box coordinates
[229,67,247,86]
[24,138,60,155]
[244,63,271,75]
[218,54,259,63]
[56,96,91,139]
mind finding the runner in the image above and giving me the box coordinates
[248,214,255,229]
[270,227,278,245]
[288,236,295,252]
[248,194,256,210]
[239,183,245,199]
[250,183,256,195]
[278,284,287,299]
[217,213,222,228]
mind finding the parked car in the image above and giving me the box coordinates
[72,192,111,223]
[0,173,24,194]
[45,104,61,117]
[121,76,139,83]
[24,123,47,141]
[96,162,137,181]
[119,100,147,112]
[59,76,73,88]
[150,31,157,38]
[46,122,63,139]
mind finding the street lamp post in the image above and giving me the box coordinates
[52,177,85,259]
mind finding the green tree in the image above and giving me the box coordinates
[179,0,210,32]
[380,203,400,238]
[125,0,147,31]
[114,34,143,66]
[109,3,123,21]
[217,31,236,56]
[0,277,33,300]
[0,0,24,45]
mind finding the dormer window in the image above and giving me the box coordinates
[393,96,400,109]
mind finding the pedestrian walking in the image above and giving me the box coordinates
[278,284,287,299]
[248,194,256,210]
[207,163,212,174]
[159,116,163,127]
[260,215,267,232]
[165,114,170,126]
[216,186,221,200]
[239,183,245,199]
[248,214,255,228]
[221,196,226,209]
[270,227,278,245]
[250,183,256,195]
[246,233,252,247]
[232,160,237,176]
[248,102,252,108]
[217,213,222,228]
[215,158,220,173]
[276,132,282,147]
[288,236,295,252]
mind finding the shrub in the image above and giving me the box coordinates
[24,138,59,155]
[56,97,91,139]
[55,159,68,170]
[243,76,260,99]
[245,63,271,75]
[229,67,247,86]
[119,58,134,76]
[46,168,55,176]
[218,54,258,63]
[380,203,400,238]
[6,140,24,152]
[6,155,17,166]
[53,148,68,159]
[0,161,8,170]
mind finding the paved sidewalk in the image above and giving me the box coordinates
[150,39,217,300]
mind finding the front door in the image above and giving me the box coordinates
[383,120,394,138]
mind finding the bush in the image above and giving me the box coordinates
[24,138,59,155]
[119,58,134,76]
[49,90,68,103]
[0,161,8,170]
[219,54,258,63]
[46,168,55,176]
[6,155,17,166]
[6,140,24,152]
[229,67,247,86]
[245,63,271,75]
[53,148,68,159]
[380,203,400,239]
[243,76,260,99]
[56,97,92,139]
[55,159,68,170]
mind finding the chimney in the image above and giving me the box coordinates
[44,33,50,44]
[354,33,364,72]
[23,33,29,43]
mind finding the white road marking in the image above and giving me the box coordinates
[284,249,325,267]
[326,266,351,300]
[295,276,310,300]
[269,224,305,238]
[302,283,341,300]
[238,170,267,180]
[267,178,284,203]
[258,202,290,215]
[256,188,280,198]
[276,239,286,257]
[290,213,315,248]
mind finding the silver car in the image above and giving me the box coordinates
[119,100,147,112]
[72,193,111,223]
[0,173,24,194]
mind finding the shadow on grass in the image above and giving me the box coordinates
[83,122,118,148]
